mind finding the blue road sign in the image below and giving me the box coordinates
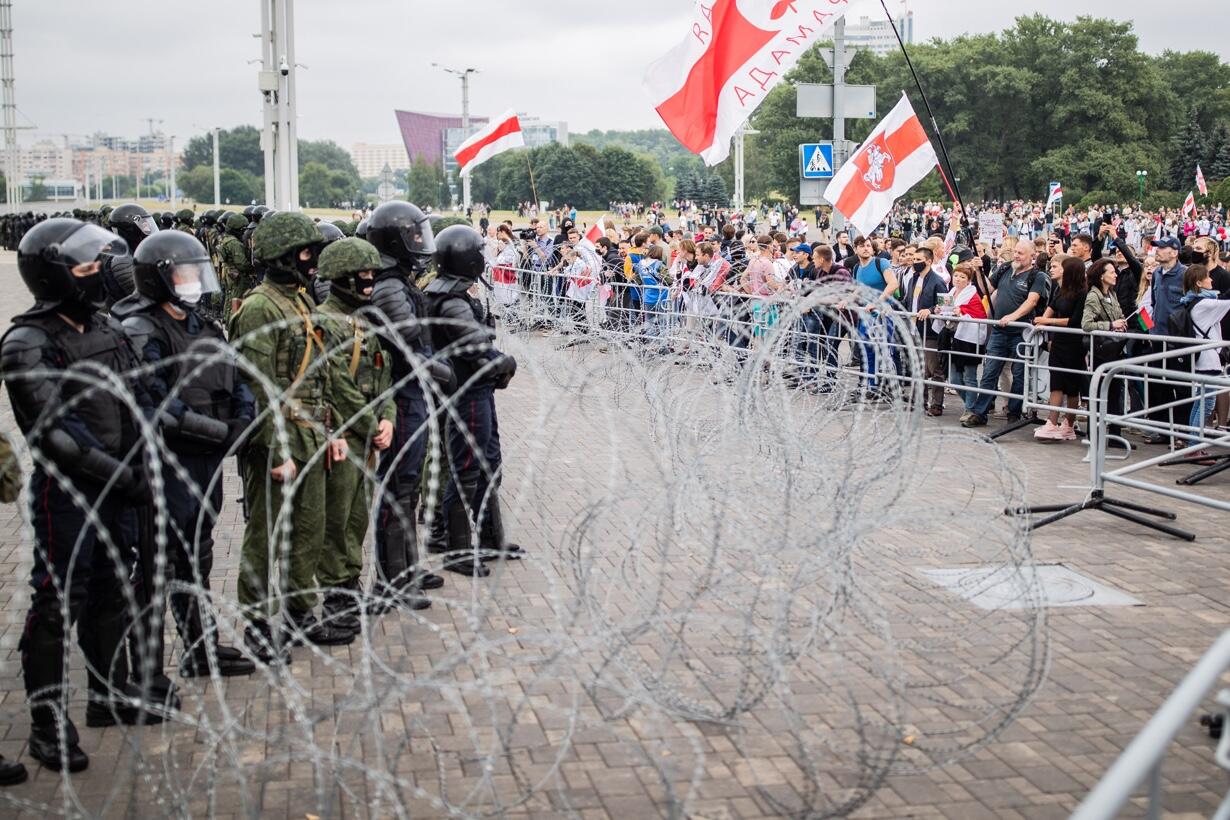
[800,143,834,180]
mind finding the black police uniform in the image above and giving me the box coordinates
[367,203,453,595]
[113,293,256,679]
[424,226,519,575]
[0,220,169,774]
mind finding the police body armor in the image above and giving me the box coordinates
[370,270,429,396]
[114,297,237,452]
[424,278,501,391]
[0,308,140,481]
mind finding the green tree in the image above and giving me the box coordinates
[182,125,264,177]
[178,165,216,203]
[1167,107,1206,190]
[1154,50,1230,135]
[405,158,444,209]
[218,168,259,205]
[702,174,728,207]
[1206,124,1230,181]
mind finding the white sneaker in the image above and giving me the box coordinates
[1058,422,1078,441]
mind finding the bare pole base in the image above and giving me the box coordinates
[1006,490,1195,542]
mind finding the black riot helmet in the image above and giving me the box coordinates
[242,205,258,220]
[355,217,370,240]
[109,203,158,251]
[157,212,174,230]
[367,201,435,272]
[17,218,126,308]
[133,230,221,310]
[433,224,487,282]
[251,204,270,224]
[316,220,345,247]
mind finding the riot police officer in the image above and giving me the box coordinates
[313,238,400,625]
[174,208,196,234]
[1,219,166,775]
[113,232,257,679]
[424,225,519,575]
[102,203,160,307]
[367,200,457,601]
[229,211,354,661]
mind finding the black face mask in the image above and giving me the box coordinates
[295,250,318,282]
[912,261,928,273]
[264,266,298,286]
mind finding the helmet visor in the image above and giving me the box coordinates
[59,224,127,267]
[168,258,222,298]
[400,219,436,264]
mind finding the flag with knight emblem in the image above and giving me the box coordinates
[823,92,939,237]
[645,0,863,166]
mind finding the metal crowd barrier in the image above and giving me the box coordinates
[1072,629,1230,820]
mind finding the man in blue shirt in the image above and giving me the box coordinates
[1142,236,1190,445]
[849,236,898,398]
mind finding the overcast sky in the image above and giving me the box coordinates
[14,0,1228,150]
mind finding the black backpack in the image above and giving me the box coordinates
[1167,299,1230,368]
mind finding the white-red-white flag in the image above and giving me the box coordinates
[645,0,861,166]
[1196,164,1208,196]
[580,216,609,250]
[1182,190,1196,216]
[823,93,939,237]
[454,110,524,178]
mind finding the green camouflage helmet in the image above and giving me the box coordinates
[317,237,382,281]
[331,219,353,236]
[176,208,194,223]
[251,211,323,264]
[222,212,248,235]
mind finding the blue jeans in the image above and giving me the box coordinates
[972,328,1025,418]
[796,310,824,379]
[949,361,980,411]
[1187,371,1221,443]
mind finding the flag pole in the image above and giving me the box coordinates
[524,149,541,215]
[877,0,972,244]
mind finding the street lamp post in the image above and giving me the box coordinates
[1136,170,1147,203]
[432,63,479,211]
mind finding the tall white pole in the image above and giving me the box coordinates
[284,0,299,210]
[0,0,21,210]
[831,16,847,232]
[169,135,177,209]
[461,70,471,211]
[260,0,276,205]
[212,127,221,205]
[734,125,745,212]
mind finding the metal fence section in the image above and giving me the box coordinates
[1071,629,1230,820]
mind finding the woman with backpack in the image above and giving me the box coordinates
[1176,265,1230,453]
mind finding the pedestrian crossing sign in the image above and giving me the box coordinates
[800,143,834,179]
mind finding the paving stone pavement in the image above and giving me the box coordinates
[0,251,1226,818]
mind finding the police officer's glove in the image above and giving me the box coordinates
[223,418,253,454]
[491,354,517,390]
[119,464,153,507]
[428,360,457,394]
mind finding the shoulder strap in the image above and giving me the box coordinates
[348,318,364,378]
[263,285,323,384]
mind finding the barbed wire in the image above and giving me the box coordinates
[0,280,1047,818]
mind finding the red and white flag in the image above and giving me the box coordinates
[1196,164,1208,196]
[579,216,609,250]
[454,110,524,178]
[823,92,939,237]
[1045,182,1063,211]
[645,0,861,165]
[1182,190,1196,216]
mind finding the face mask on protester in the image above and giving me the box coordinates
[912,261,927,273]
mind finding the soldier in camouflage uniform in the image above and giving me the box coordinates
[312,238,396,631]
[228,211,354,661]
[174,208,196,234]
[218,212,254,324]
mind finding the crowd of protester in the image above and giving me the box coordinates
[476,199,1230,457]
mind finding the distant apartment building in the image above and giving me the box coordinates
[843,11,914,56]
[350,143,411,178]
